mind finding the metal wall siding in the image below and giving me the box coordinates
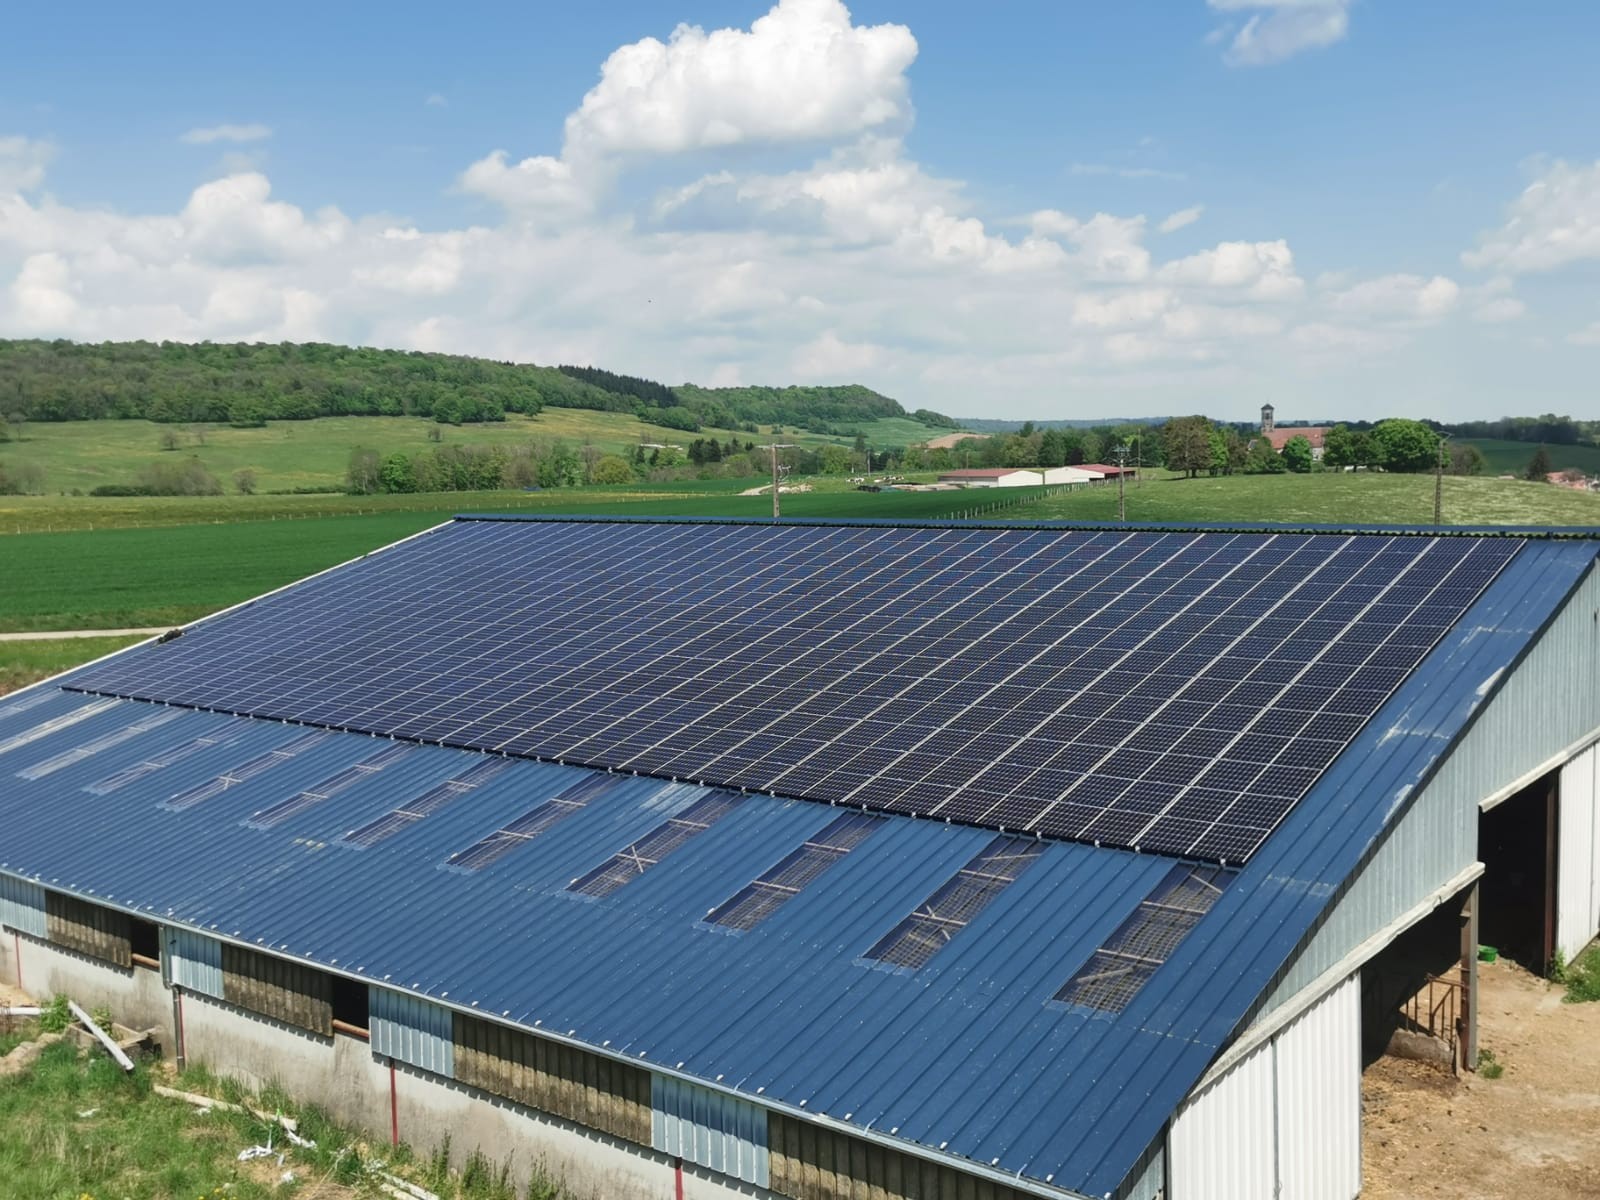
[166,926,224,998]
[1273,975,1360,1200]
[652,1074,769,1187]
[0,874,46,938]
[370,986,455,1078]
[1258,552,1600,1017]
[1558,745,1600,959]
[1167,1042,1275,1200]
[1170,975,1359,1200]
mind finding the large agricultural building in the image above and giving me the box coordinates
[2,514,1599,1200]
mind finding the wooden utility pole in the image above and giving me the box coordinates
[762,443,795,520]
[1115,443,1128,523]
[1434,435,1446,527]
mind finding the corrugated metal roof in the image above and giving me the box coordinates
[0,525,1593,1199]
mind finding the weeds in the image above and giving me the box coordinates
[1560,945,1600,1003]
[38,993,71,1033]
[0,1025,571,1200]
[1477,1049,1505,1079]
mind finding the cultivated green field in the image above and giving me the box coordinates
[1456,437,1600,477]
[1024,471,1600,527]
[0,482,1051,634]
[0,412,946,496]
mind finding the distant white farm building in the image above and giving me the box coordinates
[1041,466,1105,485]
[937,468,1044,488]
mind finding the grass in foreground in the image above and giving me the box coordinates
[0,636,149,696]
[0,1039,563,1200]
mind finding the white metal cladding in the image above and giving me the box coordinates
[1274,974,1360,1200]
[1170,974,1360,1200]
[651,1073,769,1188]
[1260,565,1600,1018]
[1168,1037,1275,1200]
[1558,745,1600,961]
[165,927,224,998]
[369,986,454,1079]
[0,875,46,938]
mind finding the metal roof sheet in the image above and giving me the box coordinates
[0,525,1593,1199]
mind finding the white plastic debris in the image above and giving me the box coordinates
[76,1108,98,1118]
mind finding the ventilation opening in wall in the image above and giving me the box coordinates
[129,916,161,967]
[331,974,370,1033]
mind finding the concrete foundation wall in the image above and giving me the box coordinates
[176,990,780,1200]
[1,932,174,1044]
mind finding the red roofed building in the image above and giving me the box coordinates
[1259,404,1328,460]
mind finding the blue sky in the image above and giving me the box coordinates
[2,1,1598,421]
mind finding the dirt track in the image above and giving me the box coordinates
[1363,959,1600,1198]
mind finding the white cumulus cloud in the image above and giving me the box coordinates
[1209,1,1352,67]
[1158,206,1203,234]
[1463,159,1600,274]
[0,137,53,193]
[1327,273,1460,321]
[180,123,273,145]
[563,0,915,160]
[1158,239,1304,298]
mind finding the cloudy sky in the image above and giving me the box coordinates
[3,0,1599,422]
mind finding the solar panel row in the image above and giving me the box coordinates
[70,521,1521,864]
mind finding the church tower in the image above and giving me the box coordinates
[1260,403,1275,435]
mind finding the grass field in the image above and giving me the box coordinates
[0,635,147,695]
[0,412,949,495]
[1024,470,1600,527]
[1456,438,1600,477]
[0,482,1052,633]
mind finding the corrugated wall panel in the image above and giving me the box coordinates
[1274,974,1360,1200]
[1167,1043,1275,1200]
[45,891,131,968]
[0,875,46,938]
[1111,1141,1165,1200]
[370,986,454,1078]
[1260,560,1600,1016]
[166,927,224,998]
[1558,745,1600,960]
[652,1074,769,1188]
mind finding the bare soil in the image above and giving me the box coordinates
[1363,958,1600,1198]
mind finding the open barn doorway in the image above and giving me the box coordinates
[1479,771,1557,976]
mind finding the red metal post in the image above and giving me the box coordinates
[675,1156,684,1200]
[12,932,21,993]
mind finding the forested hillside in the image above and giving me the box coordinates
[0,340,956,436]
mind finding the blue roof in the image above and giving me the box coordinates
[0,524,1594,1198]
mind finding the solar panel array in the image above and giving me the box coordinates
[70,519,1521,864]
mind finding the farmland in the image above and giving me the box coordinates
[0,411,949,497]
[1455,437,1600,477]
[1021,470,1600,528]
[0,481,1052,634]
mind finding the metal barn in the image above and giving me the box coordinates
[2,516,1597,1200]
